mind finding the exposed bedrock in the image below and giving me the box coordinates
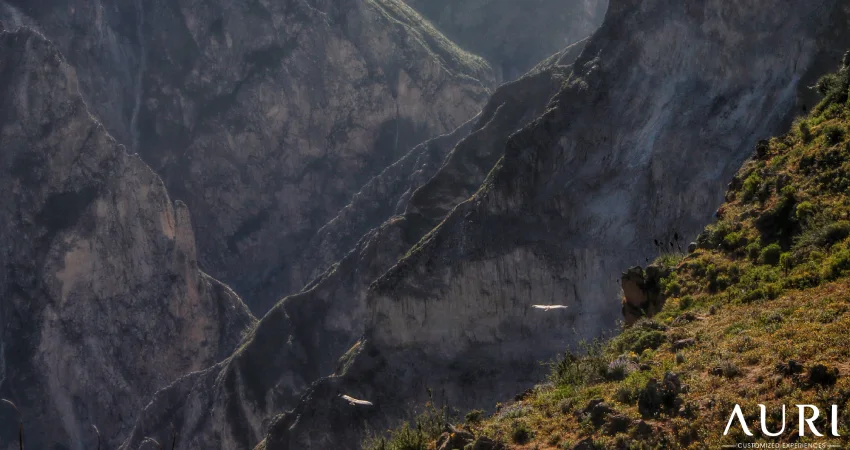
[404,0,609,80]
[263,1,850,447]
[0,0,494,313]
[120,40,578,450]
[0,27,254,450]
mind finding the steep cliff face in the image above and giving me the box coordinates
[0,27,255,450]
[418,53,850,448]
[295,41,588,300]
[0,0,494,313]
[120,44,578,450]
[404,0,608,80]
[9,0,848,449]
[369,0,847,376]
[258,1,850,448]
[0,0,142,146]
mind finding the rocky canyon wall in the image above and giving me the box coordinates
[262,1,850,447]
[119,43,580,450]
[404,0,608,80]
[0,26,255,450]
[0,0,495,313]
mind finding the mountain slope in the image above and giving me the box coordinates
[404,0,608,80]
[119,42,580,450]
[0,26,255,450]
[254,1,850,448]
[367,0,848,403]
[387,53,850,449]
[294,39,589,306]
[0,0,495,313]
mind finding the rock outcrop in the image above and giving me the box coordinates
[119,40,580,450]
[404,0,608,80]
[260,0,850,447]
[0,27,254,450]
[621,264,671,325]
[0,0,495,313]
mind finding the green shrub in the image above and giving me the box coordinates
[817,308,841,324]
[558,398,575,415]
[655,253,685,269]
[549,341,608,388]
[779,253,793,274]
[510,421,533,444]
[634,330,665,354]
[661,276,682,297]
[746,242,762,261]
[783,271,820,290]
[759,311,784,326]
[742,172,764,201]
[820,221,850,247]
[363,402,454,450]
[614,322,667,355]
[779,185,797,198]
[822,247,850,281]
[706,221,733,248]
[741,282,781,303]
[364,423,427,450]
[796,201,816,221]
[679,295,694,310]
[464,409,484,424]
[755,193,798,246]
[766,283,782,300]
[743,288,766,303]
[723,231,747,250]
[795,220,850,251]
[615,385,637,404]
[760,244,782,265]
[799,121,813,143]
[815,67,850,108]
[615,371,653,406]
[718,360,741,378]
[821,102,846,120]
[824,125,845,145]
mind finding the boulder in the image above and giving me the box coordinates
[673,338,696,350]
[776,359,805,377]
[576,399,614,427]
[621,264,671,325]
[638,373,682,418]
[572,438,598,450]
[437,430,474,450]
[632,420,654,437]
[604,414,632,436]
[808,364,839,386]
[469,436,504,450]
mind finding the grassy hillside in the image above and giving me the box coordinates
[366,54,850,449]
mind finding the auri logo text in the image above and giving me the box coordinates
[724,404,840,437]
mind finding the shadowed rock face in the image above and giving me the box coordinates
[257,0,849,448]
[0,27,255,450]
[293,40,589,310]
[6,0,850,449]
[365,0,847,372]
[404,0,608,80]
[0,0,494,313]
[362,0,848,393]
[120,41,579,450]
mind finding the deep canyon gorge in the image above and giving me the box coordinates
[0,0,848,449]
